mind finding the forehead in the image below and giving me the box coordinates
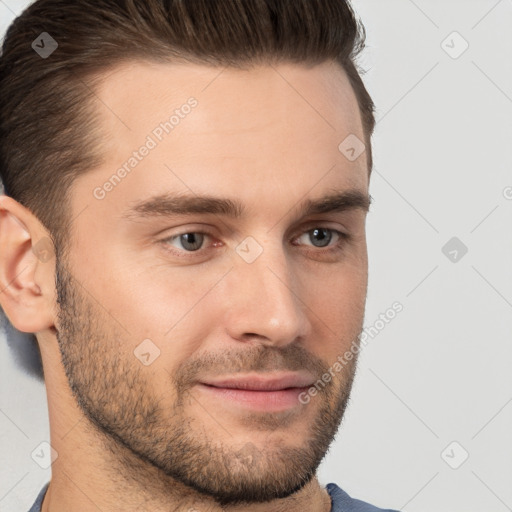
[71,59,368,222]
[94,58,363,131]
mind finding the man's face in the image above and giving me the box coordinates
[54,60,369,506]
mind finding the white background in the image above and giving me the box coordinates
[1,1,511,511]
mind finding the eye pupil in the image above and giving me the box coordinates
[310,228,332,248]
[180,233,204,251]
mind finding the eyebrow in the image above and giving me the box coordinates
[121,189,371,222]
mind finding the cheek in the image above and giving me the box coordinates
[100,262,227,368]
[304,259,367,310]
[302,266,367,357]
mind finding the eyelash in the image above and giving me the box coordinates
[158,226,351,259]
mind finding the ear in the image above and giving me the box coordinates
[0,195,56,333]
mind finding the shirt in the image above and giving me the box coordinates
[28,481,401,511]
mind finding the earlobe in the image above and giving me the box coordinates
[0,195,56,334]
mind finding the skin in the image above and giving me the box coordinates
[0,59,370,512]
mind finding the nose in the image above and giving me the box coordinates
[222,242,312,348]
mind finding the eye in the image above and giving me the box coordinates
[297,227,336,248]
[294,227,348,250]
[163,232,210,253]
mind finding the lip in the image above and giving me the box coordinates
[197,372,315,412]
[200,372,315,391]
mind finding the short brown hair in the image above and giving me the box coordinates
[0,0,375,256]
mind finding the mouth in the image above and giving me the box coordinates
[197,373,315,411]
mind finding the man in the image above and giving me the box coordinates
[0,0,400,511]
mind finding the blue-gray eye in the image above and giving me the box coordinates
[172,232,205,252]
[307,228,333,248]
